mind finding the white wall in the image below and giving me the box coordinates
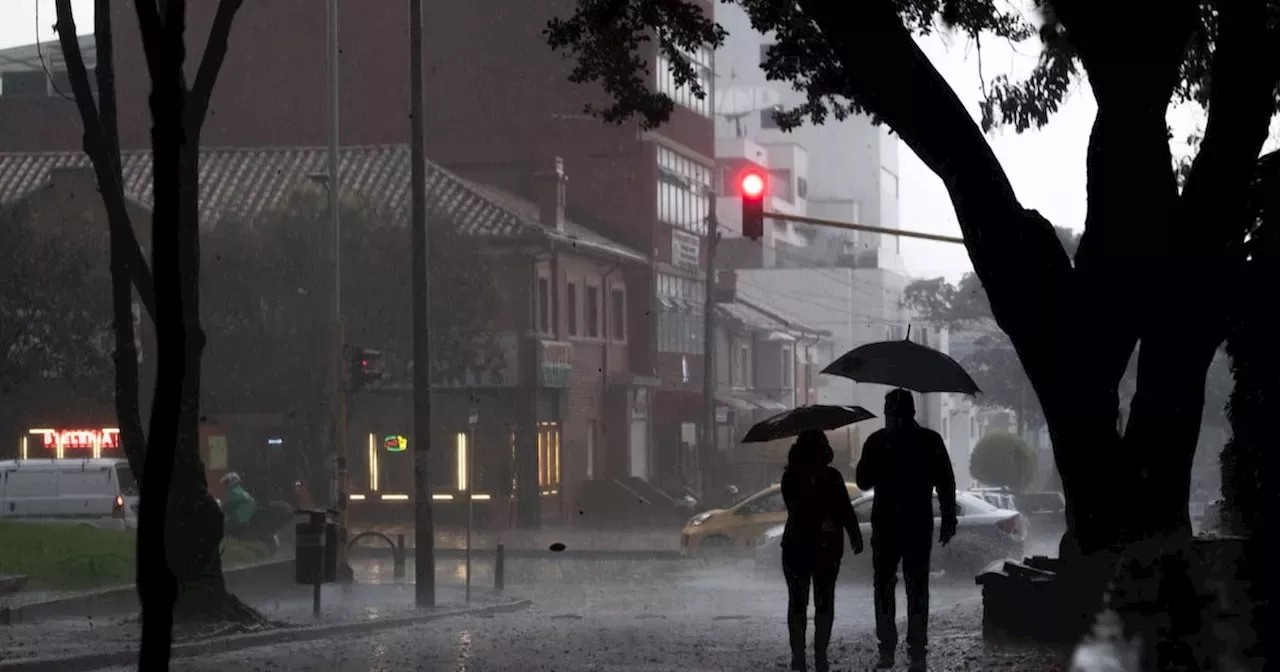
[714,3,900,261]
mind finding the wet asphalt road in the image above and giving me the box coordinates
[99,558,983,671]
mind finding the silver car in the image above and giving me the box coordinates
[753,491,1027,580]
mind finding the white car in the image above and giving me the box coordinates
[753,491,1026,581]
[0,458,139,529]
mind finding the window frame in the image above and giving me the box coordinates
[584,282,602,339]
[534,263,555,336]
[609,285,627,342]
[566,281,579,337]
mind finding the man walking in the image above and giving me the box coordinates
[856,389,958,671]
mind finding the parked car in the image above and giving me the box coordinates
[753,491,1027,580]
[1014,491,1066,542]
[681,481,862,556]
[0,458,139,529]
[970,486,1017,511]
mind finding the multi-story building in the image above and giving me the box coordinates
[711,2,903,273]
[0,0,720,519]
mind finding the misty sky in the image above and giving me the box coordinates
[3,0,1272,283]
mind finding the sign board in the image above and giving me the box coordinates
[536,340,573,388]
[671,229,701,270]
[207,435,229,470]
[383,435,408,452]
[28,427,120,459]
[468,409,479,426]
[715,406,730,424]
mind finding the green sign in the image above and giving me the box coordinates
[383,435,407,452]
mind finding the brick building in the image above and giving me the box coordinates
[0,0,717,501]
[0,146,648,527]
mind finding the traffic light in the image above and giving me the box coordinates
[344,345,384,394]
[740,169,766,241]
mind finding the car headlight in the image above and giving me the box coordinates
[687,512,714,527]
[757,525,784,546]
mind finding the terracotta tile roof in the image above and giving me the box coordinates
[716,298,829,339]
[0,145,646,262]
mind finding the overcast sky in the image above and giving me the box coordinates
[3,1,1272,283]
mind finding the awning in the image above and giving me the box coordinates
[714,394,758,412]
[753,398,788,411]
[763,331,797,343]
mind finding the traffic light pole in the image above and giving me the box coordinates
[763,210,966,246]
[701,193,719,502]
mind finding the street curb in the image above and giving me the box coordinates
[351,547,683,561]
[0,558,295,625]
[0,597,532,672]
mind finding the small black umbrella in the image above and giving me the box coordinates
[821,333,981,395]
[741,404,877,444]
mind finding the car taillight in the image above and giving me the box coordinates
[114,495,124,509]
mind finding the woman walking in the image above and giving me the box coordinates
[780,430,864,672]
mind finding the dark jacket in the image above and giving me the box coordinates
[855,420,957,534]
[781,465,863,553]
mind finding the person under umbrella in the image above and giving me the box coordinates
[742,404,877,444]
[821,326,981,395]
[780,430,865,672]
[856,389,958,671]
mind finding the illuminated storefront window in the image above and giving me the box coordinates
[25,427,120,459]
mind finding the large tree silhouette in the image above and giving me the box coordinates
[545,0,1279,662]
[55,0,253,668]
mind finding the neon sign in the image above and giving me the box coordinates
[27,428,120,459]
[383,435,407,452]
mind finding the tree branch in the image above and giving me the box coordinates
[53,0,157,322]
[132,0,165,84]
[1180,0,1279,250]
[187,0,245,134]
[792,0,1072,357]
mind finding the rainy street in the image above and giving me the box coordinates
[100,557,990,672]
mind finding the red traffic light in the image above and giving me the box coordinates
[740,171,765,199]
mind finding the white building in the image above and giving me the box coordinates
[713,2,904,274]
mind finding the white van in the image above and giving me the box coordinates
[0,458,139,529]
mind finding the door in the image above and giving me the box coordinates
[628,418,649,481]
[730,489,788,549]
[4,469,58,517]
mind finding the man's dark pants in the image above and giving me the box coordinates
[871,528,933,658]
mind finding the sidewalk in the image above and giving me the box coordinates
[354,524,683,552]
[0,581,520,667]
[925,598,1073,671]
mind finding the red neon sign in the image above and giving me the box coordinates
[28,428,120,458]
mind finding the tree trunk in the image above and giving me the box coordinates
[95,0,148,481]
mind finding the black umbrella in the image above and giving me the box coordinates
[741,404,877,444]
[821,334,981,395]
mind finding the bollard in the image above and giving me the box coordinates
[394,533,406,581]
[494,543,505,592]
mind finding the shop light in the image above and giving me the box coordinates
[432,494,455,501]
[381,494,409,501]
[455,432,468,491]
[349,494,367,501]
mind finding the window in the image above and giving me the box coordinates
[796,177,809,200]
[657,272,706,355]
[739,491,786,515]
[610,288,626,341]
[760,106,782,130]
[566,283,579,336]
[585,285,601,338]
[781,347,794,389]
[537,276,552,334]
[657,147,713,236]
[586,420,597,480]
[0,71,46,96]
[115,464,138,497]
[759,43,774,65]
[655,45,713,117]
[881,167,900,199]
[537,422,562,489]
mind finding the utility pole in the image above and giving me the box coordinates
[700,191,719,502]
[325,0,353,582]
[409,0,436,608]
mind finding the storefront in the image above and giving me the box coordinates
[21,426,121,460]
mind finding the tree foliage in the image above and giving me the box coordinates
[0,205,113,400]
[546,10,1280,656]
[202,190,503,417]
[970,431,1038,492]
